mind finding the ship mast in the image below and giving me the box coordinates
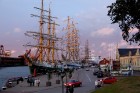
[64,16,72,61]
[63,16,80,62]
[47,5,51,62]
[46,4,59,63]
[71,21,79,61]
[24,0,60,64]
[85,40,90,63]
[39,0,44,62]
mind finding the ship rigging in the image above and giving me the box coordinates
[63,16,80,62]
[24,0,62,74]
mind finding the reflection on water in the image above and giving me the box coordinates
[0,66,30,89]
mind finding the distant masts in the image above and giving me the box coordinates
[85,40,90,63]
[63,16,80,61]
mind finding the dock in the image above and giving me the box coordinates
[0,69,79,93]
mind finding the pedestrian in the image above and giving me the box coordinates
[66,86,69,93]
[27,77,31,86]
[97,79,101,88]
[31,77,35,86]
[69,86,74,93]
[100,79,103,86]
[36,78,40,87]
[94,80,98,89]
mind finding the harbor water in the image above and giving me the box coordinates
[0,66,30,90]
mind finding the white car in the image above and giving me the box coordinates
[121,70,131,76]
[86,68,90,71]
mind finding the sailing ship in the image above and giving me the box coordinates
[62,16,81,68]
[24,0,62,75]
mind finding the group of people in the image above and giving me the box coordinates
[27,76,75,93]
[27,77,40,87]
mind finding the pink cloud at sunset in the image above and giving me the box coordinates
[91,27,114,37]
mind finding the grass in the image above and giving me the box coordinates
[91,76,140,93]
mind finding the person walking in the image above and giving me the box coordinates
[94,80,98,89]
[27,77,31,86]
[69,86,74,93]
[36,78,40,87]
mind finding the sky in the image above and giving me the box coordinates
[0,0,140,59]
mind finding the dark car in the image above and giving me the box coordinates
[64,79,82,87]
[97,71,103,78]
[93,71,99,75]
[102,76,117,84]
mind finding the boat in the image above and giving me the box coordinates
[23,0,82,75]
[0,45,26,67]
[23,0,62,75]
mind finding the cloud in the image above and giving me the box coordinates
[119,39,128,47]
[129,28,139,34]
[91,27,114,37]
[127,45,140,48]
[14,28,22,32]
[11,50,16,54]
[100,42,107,47]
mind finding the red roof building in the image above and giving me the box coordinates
[99,58,110,65]
[99,58,110,72]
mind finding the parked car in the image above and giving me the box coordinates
[93,71,99,75]
[97,71,104,78]
[86,68,90,71]
[64,79,82,87]
[111,71,119,76]
[102,76,117,84]
[121,70,131,76]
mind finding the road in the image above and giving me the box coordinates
[34,67,97,93]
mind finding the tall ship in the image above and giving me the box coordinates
[24,0,62,75]
[0,45,26,67]
[62,16,81,68]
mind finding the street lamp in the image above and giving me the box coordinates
[61,71,66,93]
[65,67,69,93]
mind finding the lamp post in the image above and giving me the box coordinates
[65,67,69,93]
[61,71,65,93]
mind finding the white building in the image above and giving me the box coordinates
[116,48,140,70]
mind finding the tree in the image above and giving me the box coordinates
[107,0,140,45]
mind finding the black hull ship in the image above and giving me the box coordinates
[0,45,26,67]
[23,0,63,75]
[0,56,26,67]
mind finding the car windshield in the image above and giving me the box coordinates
[69,80,76,83]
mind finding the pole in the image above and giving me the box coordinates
[61,77,64,93]
[65,72,69,93]
[61,71,65,93]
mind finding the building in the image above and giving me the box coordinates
[112,60,120,71]
[116,48,140,70]
[99,58,110,72]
